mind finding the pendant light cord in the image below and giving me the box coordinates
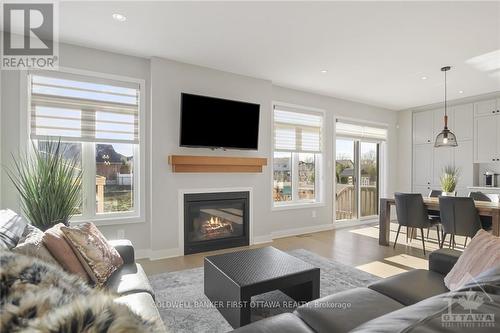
[444,69,447,118]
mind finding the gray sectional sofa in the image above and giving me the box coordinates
[106,239,165,331]
[233,249,500,333]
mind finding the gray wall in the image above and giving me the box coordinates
[1,43,399,258]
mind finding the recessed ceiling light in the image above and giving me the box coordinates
[320,70,328,74]
[458,90,464,94]
[112,13,127,22]
[421,76,428,80]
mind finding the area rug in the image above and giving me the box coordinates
[149,249,379,333]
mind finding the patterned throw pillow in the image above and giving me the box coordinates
[0,209,26,249]
[13,225,61,267]
[43,223,91,282]
[61,222,123,286]
[444,229,500,290]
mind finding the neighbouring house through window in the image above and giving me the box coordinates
[272,103,323,207]
[29,71,143,223]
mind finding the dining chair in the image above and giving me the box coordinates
[468,192,493,230]
[439,196,482,249]
[393,193,440,255]
[427,190,442,221]
[426,190,456,240]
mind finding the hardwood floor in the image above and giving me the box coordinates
[138,222,438,277]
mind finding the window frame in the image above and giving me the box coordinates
[21,67,146,226]
[271,101,325,210]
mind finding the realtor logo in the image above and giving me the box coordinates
[441,275,495,329]
[1,1,59,69]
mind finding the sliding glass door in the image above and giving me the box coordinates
[336,139,379,221]
[335,139,357,220]
[359,142,379,218]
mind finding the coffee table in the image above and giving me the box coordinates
[204,246,320,328]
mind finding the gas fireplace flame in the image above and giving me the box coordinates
[201,216,233,235]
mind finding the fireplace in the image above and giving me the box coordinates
[184,191,249,254]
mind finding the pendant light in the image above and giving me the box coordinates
[434,66,458,147]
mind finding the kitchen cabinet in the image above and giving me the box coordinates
[454,140,473,188]
[474,99,498,117]
[413,110,434,144]
[413,144,433,186]
[452,103,473,141]
[413,185,432,197]
[474,115,499,163]
[433,146,454,186]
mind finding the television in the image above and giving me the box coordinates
[180,93,260,150]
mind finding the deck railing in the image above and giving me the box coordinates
[336,185,378,220]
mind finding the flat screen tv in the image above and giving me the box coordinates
[180,93,260,150]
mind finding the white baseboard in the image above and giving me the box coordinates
[270,223,335,239]
[135,247,182,260]
[253,234,273,244]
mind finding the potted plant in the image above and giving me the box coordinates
[5,139,83,231]
[440,165,460,196]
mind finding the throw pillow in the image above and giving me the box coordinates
[43,223,90,282]
[0,209,26,249]
[444,229,500,290]
[61,222,123,286]
[13,224,61,267]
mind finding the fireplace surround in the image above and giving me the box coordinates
[183,191,250,254]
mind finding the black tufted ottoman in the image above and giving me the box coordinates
[204,246,320,328]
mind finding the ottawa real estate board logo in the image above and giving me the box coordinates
[1,1,59,70]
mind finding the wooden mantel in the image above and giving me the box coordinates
[168,155,268,173]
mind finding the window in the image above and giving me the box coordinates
[272,104,323,206]
[29,71,143,223]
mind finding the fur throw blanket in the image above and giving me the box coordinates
[0,250,161,332]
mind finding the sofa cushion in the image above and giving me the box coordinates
[294,287,404,333]
[444,229,500,291]
[230,313,314,333]
[0,209,26,249]
[106,263,155,299]
[368,269,448,306]
[115,292,166,333]
[428,248,461,276]
[350,291,500,333]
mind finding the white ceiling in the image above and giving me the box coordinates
[55,1,500,110]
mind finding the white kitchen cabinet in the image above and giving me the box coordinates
[454,140,473,188]
[452,103,473,141]
[432,108,445,136]
[474,99,498,117]
[413,144,433,186]
[433,146,454,186]
[413,185,434,197]
[413,110,434,144]
[474,115,498,163]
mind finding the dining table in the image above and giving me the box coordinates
[379,196,500,246]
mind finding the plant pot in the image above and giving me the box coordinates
[441,192,455,196]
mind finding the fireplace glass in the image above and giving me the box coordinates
[184,192,249,254]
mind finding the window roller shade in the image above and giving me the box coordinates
[30,73,140,144]
[336,120,387,141]
[274,106,323,153]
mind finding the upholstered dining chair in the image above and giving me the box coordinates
[426,190,456,240]
[393,193,440,255]
[468,192,494,230]
[439,196,482,249]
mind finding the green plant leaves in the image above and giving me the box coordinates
[4,139,83,231]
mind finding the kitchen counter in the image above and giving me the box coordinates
[468,186,500,192]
